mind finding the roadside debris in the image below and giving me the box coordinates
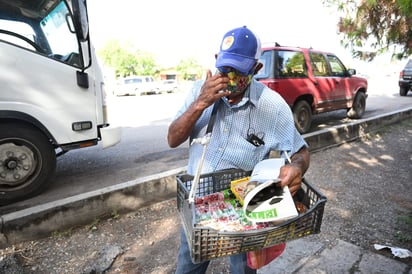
[374,244,412,259]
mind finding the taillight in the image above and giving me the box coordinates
[399,71,404,79]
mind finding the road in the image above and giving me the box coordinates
[0,75,411,213]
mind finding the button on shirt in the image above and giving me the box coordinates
[173,79,308,175]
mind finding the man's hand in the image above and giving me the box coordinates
[278,165,303,196]
[278,147,310,196]
[194,70,230,109]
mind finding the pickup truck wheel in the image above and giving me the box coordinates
[293,101,312,134]
[347,92,366,119]
[0,123,56,205]
[399,87,407,96]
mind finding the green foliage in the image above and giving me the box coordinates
[324,0,412,60]
[394,213,412,243]
[97,38,207,80]
[52,227,74,238]
[176,57,204,80]
[97,39,205,80]
[85,218,100,231]
[97,39,158,78]
[111,208,120,219]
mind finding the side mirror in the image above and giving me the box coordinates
[72,0,89,42]
[347,68,356,76]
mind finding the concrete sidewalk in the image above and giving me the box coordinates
[259,237,410,274]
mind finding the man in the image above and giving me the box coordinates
[168,26,310,274]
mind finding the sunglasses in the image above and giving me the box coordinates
[218,67,247,76]
[218,63,258,76]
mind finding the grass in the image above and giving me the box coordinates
[394,212,412,243]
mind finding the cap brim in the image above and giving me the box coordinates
[216,52,256,75]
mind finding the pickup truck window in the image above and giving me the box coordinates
[277,50,307,78]
[327,55,346,77]
[255,50,272,79]
[309,52,329,77]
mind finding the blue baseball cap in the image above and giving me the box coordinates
[215,26,261,75]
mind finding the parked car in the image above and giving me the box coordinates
[158,80,179,93]
[399,59,412,96]
[255,45,368,133]
[114,76,159,96]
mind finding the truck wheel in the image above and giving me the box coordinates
[0,123,56,205]
[293,101,312,134]
[347,92,366,119]
[399,87,407,96]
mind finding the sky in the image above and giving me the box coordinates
[86,0,380,71]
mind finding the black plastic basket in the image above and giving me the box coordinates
[176,169,327,263]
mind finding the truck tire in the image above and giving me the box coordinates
[399,87,407,96]
[293,100,312,134]
[0,123,56,205]
[347,92,366,119]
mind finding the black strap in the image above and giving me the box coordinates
[206,99,221,134]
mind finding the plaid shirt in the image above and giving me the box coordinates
[174,79,308,175]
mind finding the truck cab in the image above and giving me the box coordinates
[0,0,120,204]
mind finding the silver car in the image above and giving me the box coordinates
[114,76,159,96]
[158,80,179,93]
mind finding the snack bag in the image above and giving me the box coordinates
[246,243,286,269]
[230,176,251,205]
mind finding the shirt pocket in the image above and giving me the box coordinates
[231,138,268,170]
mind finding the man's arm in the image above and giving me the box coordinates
[167,101,205,148]
[167,70,230,148]
[279,146,310,195]
[289,146,310,175]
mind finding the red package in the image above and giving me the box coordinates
[246,243,286,269]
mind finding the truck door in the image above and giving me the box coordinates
[326,54,351,108]
[308,52,337,112]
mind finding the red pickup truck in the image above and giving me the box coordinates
[255,45,368,133]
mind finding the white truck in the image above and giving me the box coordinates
[0,0,120,204]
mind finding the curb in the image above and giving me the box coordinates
[303,107,412,152]
[0,107,411,247]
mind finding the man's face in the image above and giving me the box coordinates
[217,67,254,93]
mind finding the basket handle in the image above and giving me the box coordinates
[188,134,210,203]
[188,100,220,203]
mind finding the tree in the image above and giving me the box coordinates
[325,0,412,60]
[176,57,204,80]
[98,39,158,78]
